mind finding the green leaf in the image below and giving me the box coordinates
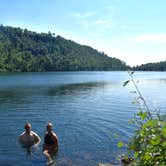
[123,80,130,87]
[150,137,160,145]
[131,101,137,104]
[131,71,134,75]
[130,91,137,93]
[140,112,147,120]
[162,125,166,134]
[162,141,166,147]
[128,70,134,75]
[144,153,151,160]
[134,152,139,158]
[117,141,124,148]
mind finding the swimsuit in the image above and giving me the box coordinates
[44,133,54,145]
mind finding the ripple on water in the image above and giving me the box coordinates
[0,72,166,165]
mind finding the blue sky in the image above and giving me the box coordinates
[0,0,166,66]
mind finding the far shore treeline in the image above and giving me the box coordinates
[133,61,166,71]
[0,25,165,72]
[0,25,128,72]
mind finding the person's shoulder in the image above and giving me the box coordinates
[19,132,25,137]
[31,131,39,137]
[52,132,58,138]
[18,132,25,141]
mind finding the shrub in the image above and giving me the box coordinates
[122,71,166,166]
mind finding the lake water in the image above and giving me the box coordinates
[0,71,166,166]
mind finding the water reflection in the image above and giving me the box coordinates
[0,82,113,101]
[0,89,18,100]
[144,78,166,84]
[20,144,36,156]
[47,82,107,96]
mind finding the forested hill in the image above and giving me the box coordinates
[133,61,166,71]
[0,25,128,72]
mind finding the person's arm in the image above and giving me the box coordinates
[33,132,41,145]
[18,133,24,143]
[52,133,58,149]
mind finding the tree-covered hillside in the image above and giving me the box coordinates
[133,61,166,71]
[0,25,128,72]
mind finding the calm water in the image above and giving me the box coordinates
[0,71,166,166]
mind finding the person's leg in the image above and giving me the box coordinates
[43,150,53,164]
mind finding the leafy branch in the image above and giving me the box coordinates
[120,71,166,166]
[123,71,152,120]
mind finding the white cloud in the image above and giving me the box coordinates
[71,11,96,19]
[79,18,112,30]
[94,19,112,28]
[71,11,112,30]
[135,33,166,42]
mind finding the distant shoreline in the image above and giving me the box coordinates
[0,70,166,73]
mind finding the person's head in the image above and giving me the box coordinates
[46,123,53,133]
[24,123,31,134]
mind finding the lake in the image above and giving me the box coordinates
[0,71,166,166]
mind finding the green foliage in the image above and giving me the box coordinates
[123,80,130,87]
[129,119,166,165]
[0,25,128,72]
[133,61,166,71]
[121,71,166,166]
[117,141,124,148]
